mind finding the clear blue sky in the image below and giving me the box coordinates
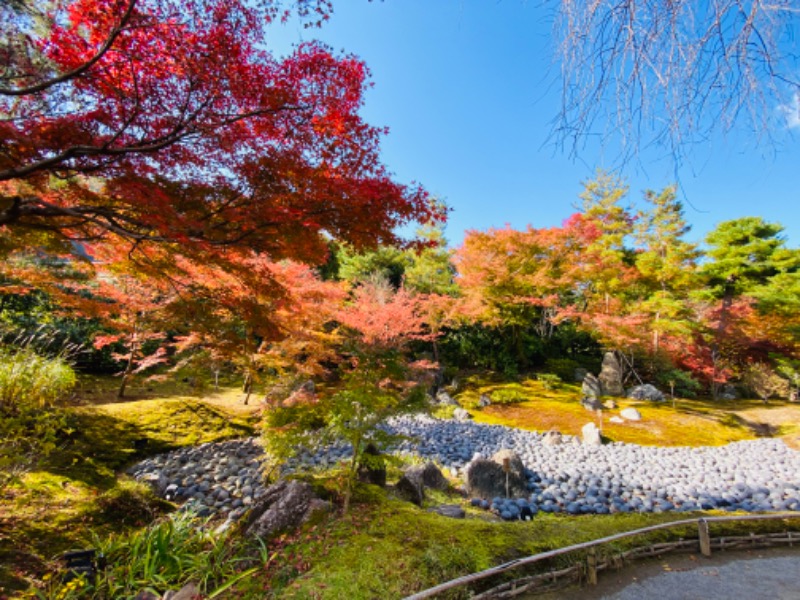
[268,1,800,248]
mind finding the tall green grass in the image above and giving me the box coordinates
[42,512,261,599]
[0,345,76,409]
[0,344,76,488]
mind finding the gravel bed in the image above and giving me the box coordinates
[128,415,800,521]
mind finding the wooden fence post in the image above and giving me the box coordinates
[587,548,598,585]
[698,518,711,557]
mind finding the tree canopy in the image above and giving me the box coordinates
[0,0,442,275]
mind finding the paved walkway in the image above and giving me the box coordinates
[532,547,800,600]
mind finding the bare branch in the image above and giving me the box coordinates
[554,0,800,161]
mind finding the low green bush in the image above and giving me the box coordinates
[535,373,562,390]
[489,388,527,405]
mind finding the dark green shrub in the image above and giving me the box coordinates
[656,369,702,399]
[543,358,580,382]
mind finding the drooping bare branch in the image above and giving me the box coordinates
[553,1,800,161]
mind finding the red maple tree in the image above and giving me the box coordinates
[1,0,441,273]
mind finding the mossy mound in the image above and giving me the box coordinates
[0,395,256,595]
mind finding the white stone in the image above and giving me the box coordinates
[581,422,602,445]
[620,408,642,421]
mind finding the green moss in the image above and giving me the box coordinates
[453,378,762,447]
[244,485,800,599]
[0,394,257,595]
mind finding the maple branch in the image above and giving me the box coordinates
[0,0,139,97]
[0,103,309,181]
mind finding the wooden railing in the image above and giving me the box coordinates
[404,513,800,600]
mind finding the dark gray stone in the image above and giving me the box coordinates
[410,462,450,491]
[396,462,449,505]
[395,472,425,505]
[429,504,466,519]
[244,479,330,540]
[627,384,665,402]
[581,396,604,411]
[465,450,527,499]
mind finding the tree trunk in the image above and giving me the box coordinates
[117,324,139,399]
[652,312,660,355]
[242,373,252,405]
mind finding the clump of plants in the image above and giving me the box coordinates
[535,372,562,390]
[42,511,260,599]
[0,344,76,489]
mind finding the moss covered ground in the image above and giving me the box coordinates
[2,374,799,598]
[0,381,257,597]
[455,375,800,448]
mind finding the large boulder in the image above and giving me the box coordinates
[395,462,449,505]
[409,462,449,491]
[465,450,527,499]
[581,422,602,445]
[395,472,425,505]
[581,373,603,398]
[627,384,665,402]
[244,479,331,540]
[599,352,624,396]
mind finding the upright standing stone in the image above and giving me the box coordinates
[581,422,603,446]
[598,352,624,396]
[582,373,603,398]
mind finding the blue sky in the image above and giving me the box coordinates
[269,1,800,248]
